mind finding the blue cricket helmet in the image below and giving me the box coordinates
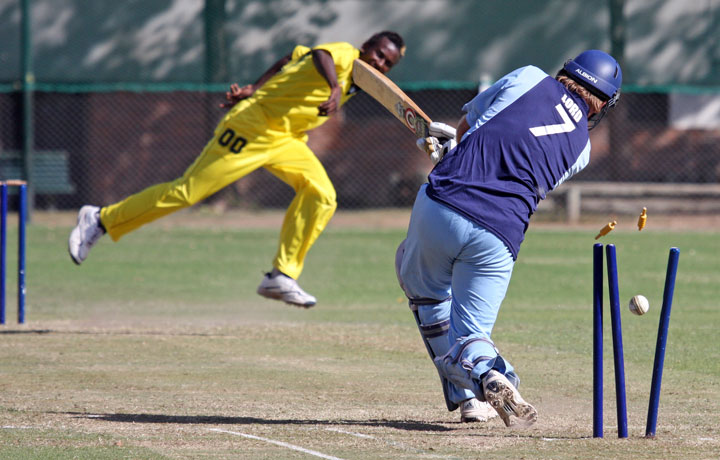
[563,50,622,106]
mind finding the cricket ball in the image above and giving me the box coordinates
[629,295,650,316]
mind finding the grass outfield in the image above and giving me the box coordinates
[1,212,718,459]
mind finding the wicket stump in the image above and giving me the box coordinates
[592,243,604,438]
[645,247,680,438]
[1,180,27,324]
[606,244,629,438]
[593,243,680,439]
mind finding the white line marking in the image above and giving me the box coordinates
[325,427,375,439]
[208,428,347,460]
[323,427,460,460]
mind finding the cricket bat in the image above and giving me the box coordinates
[352,59,432,139]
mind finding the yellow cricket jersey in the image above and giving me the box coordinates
[252,42,360,134]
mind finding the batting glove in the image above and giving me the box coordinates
[428,122,457,143]
[416,136,457,165]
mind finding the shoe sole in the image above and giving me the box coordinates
[460,400,498,423]
[68,206,98,266]
[484,378,538,428]
[257,288,316,308]
[461,412,498,423]
[68,226,82,265]
[460,414,490,423]
[68,249,81,265]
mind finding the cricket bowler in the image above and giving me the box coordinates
[68,31,404,308]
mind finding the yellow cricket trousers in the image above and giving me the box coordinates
[100,101,337,279]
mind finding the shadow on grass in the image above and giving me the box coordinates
[0,329,233,337]
[0,329,52,334]
[58,412,591,439]
[62,411,453,432]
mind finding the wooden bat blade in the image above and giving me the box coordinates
[352,59,431,138]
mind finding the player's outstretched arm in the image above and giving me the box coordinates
[220,53,292,109]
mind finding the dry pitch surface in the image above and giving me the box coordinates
[4,318,717,460]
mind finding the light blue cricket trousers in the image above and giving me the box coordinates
[399,184,516,396]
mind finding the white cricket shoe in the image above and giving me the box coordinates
[68,205,105,265]
[482,370,538,428]
[460,398,498,423]
[257,273,317,308]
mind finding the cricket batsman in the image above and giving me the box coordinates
[396,50,622,427]
[68,31,404,308]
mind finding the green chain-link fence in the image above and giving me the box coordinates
[3,87,719,214]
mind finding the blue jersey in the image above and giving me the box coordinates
[426,66,592,259]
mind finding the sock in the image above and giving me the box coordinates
[97,209,107,234]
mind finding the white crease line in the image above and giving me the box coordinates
[325,427,375,439]
[208,428,346,460]
[2,426,33,429]
[323,427,460,460]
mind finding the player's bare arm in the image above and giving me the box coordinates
[220,53,292,109]
[312,49,341,116]
[456,115,470,141]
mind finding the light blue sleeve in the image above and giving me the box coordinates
[553,139,592,189]
[462,65,549,141]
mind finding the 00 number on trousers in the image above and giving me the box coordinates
[218,128,247,154]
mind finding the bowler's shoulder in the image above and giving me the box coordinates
[313,41,358,54]
[312,42,360,70]
[291,45,312,59]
